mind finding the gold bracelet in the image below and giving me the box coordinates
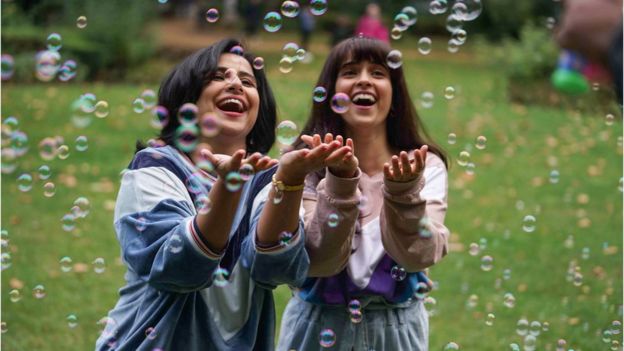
[272,174,304,192]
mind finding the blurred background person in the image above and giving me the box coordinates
[299,4,316,63]
[354,3,389,43]
[556,0,623,102]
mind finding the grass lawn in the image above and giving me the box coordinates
[1,36,622,350]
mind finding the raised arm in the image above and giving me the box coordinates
[380,149,449,272]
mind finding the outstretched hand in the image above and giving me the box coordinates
[300,133,358,178]
[383,145,428,182]
[200,148,277,179]
[276,137,345,185]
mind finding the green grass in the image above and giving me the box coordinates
[1,39,622,351]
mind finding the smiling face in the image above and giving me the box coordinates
[335,59,392,131]
[196,53,260,143]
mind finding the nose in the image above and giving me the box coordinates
[356,70,372,87]
[224,68,243,93]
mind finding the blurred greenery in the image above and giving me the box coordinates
[2,30,622,351]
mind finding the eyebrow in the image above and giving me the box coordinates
[216,66,256,81]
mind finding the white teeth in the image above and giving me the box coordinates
[223,99,243,108]
[353,93,376,103]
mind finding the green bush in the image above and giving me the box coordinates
[1,0,157,82]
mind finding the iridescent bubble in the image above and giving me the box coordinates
[401,6,418,26]
[94,101,110,118]
[448,39,460,53]
[461,0,482,21]
[447,133,457,145]
[58,60,77,82]
[350,309,363,324]
[276,120,299,145]
[229,45,244,56]
[239,163,255,181]
[67,314,78,328]
[132,98,145,114]
[522,215,536,233]
[150,106,169,129]
[73,197,91,218]
[444,342,460,350]
[546,17,556,30]
[327,213,340,228]
[503,292,516,308]
[468,243,479,256]
[348,299,361,312]
[9,131,28,158]
[263,12,283,32]
[92,257,106,274]
[391,27,403,40]
[62,213,76,231]
[313,86,328,102]
[480,255,493,271]
[573,271,583,286]
[414,281,429,299]
[186,173,204,195]
[279,231,293,246]
[33,284,46,299]
[466,294,478,308]
[509,343,520,351]
[279,56,294,74]
[79,93,97,113]
[144,327,157,340]
[17,173,33,192]
[524,335,537,350]
[451,2,468,19]
[420,91,434,108]
[310,0,328,15]
[418,217,432,238]
[516,318,529,336]
[76,16,87,29]
[611,320,622,335]
[475,135,487,150]
[60,256,73,273]
[200,113,221,137]
[252,57,264,70]
[75,135,88,152]
[3,116,18,130]
[175,125,199,153]
[195,195,212,215]
[418,37,432,55]
[225,171,244,192]
[1,54,15,80]
[134,216,148,232]
[542,321,549,332]
[485,313,495,326]
[605,113,615,126]
[47,32,62,51]
[284,43,300,59]
[205,8,219,23]
[549,170,560,184]
[168,234,183,254]
[212,267,230,287]
[9,289,21,303]
[295,48,306,61]
[35,50,61,82]
[319,329,336,348]
[390,265,407,281]
[444,86,455,100]
[529,321,541,336]
[604,329,614,343]
[1,252,11,270]
[386,50,403,69]
[452,29,467,45]
[611,340,620,350]
[43,182,56,197]
[39,138,58,161]
[457,150,470,166]
[429,0,448,15]
[394,13,410,31]
[331,93,350,114]
[141,89,157,109]
[424,296,437,316]
[446,14,463,33]
[281,1,300,18]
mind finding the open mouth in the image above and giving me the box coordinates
[217,98,245,113]
[351,93,377,107]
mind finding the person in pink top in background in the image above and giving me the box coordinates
[354,3,389,43]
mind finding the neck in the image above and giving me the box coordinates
[348,125,393,176]
[202,136,247,156]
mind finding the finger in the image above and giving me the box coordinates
[346,138,354,149]
[230,149,246,169]
[400,151,412,175]
[391,155,402,177]
[383,163,392,179]
[324,146,351,164]
[313,134,322,148]
[254,156,271,170]
[200,148,219,166]
[420,145,428,163]
[300,135,315,148]
[324,133,333,144]
[335,135,344,145]
[245,152,262,165]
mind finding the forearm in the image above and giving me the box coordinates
[195,178,243,252]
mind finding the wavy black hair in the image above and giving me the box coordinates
[137,38,276,154]
[296,36,447,167]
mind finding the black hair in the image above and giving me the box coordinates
[136,38,276,154]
